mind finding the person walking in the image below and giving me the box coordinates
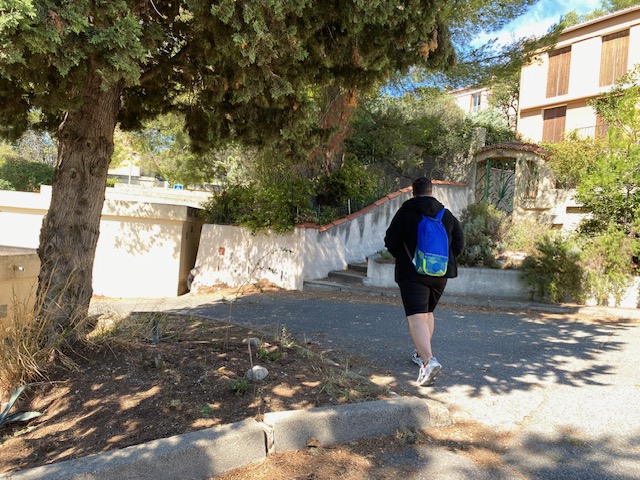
[384,177,464,386]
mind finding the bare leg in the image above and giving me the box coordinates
[407,312,435,363]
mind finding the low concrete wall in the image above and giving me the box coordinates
[365,256,640,308]
[0,187,203,298]
[0,247,39,331]
[364,257,530,300]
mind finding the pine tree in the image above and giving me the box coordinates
[0,1,524,337]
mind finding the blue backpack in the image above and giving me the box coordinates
[405,207,449,276]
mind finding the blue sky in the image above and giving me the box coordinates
[474,0,602,46]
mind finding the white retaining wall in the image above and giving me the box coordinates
[192,182,470,291]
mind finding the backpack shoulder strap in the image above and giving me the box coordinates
[435,207,445,221]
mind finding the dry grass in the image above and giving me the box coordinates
[0,280,89,398]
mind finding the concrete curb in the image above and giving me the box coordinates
[2,397,447,480]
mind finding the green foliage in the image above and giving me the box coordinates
[487,70,520,129]
[0,157,54,192]
[200,153,384,231]
[377,250,394,261]
[521,234,584,303]
[13,131,56,165]
[540,67,640,306]
[315,156,378,207]
[466,109,518,146]
[580,225,640,306]
[561,0,640,27]
[500,218,552,257]
[258,347,282,362]
[0,0,459,145]
[0,383,44,430]
[458,202,509,268]
[543,134,607,188]
[345,89,471,183]
[200,404,215,418]
[200,178,314,233]
[129,113,228,186]
[0,178,14,190]
[229,377,251,396]
[568,68,640,235]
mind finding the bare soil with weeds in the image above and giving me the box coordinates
[0,292,393,476]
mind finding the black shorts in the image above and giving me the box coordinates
[398,276,448,316]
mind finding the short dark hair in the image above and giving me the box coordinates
[412,177,432,196]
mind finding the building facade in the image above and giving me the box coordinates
[518,5,640,142]
[450,86,491,115]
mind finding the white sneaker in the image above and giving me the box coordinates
[417,357,442,386]
[411,349,423,366]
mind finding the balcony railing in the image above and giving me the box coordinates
[564,124,609,140]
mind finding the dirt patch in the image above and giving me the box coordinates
[0,299,392,475]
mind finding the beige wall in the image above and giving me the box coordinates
[518,7,640,142]
[450,87,491,114]
[0,248,39,331]
[0,187,203,298]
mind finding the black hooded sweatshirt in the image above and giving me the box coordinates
[384,196,464,281]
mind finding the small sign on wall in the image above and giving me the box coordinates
[173,184,183,190]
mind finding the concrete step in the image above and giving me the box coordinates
[347,262,368,275]
[327,270,365,285]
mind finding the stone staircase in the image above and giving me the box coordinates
[327,262,368,284]
[304,262,399,297]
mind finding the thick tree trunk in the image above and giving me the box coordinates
[36,73,121,339]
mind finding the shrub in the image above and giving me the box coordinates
[315,157,378,208]
[0,156,54,192]
[521,233,584,303]
[580,225,640,306]
[458,201,508,268]
[0,178,15,191]
[200,180,315,233]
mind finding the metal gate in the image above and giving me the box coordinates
[475,158,515,213]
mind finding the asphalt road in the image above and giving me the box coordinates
[90,291,640,479]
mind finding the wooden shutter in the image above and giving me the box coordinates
[614,31,629,81]
[600,30,629,87]
[546,47,571,98]
[542,106,567,142]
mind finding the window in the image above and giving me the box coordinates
[546,47,571,98]
[542,106,566,142]
[471,93,482,112]
[599,30,629,87]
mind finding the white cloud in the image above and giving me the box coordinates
[473,0,602,47]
